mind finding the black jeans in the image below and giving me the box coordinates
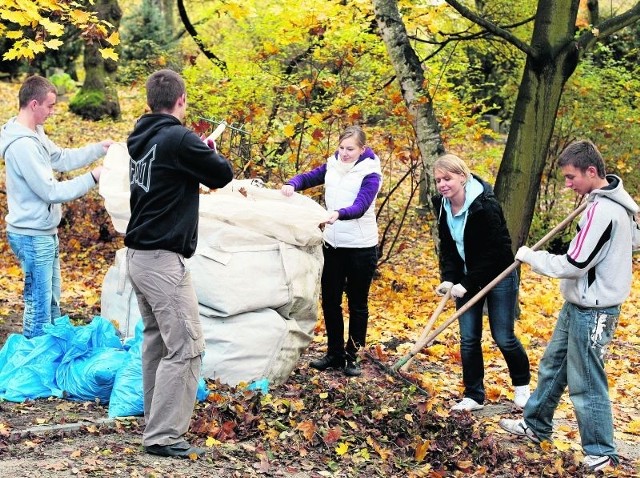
[320,244,378,361]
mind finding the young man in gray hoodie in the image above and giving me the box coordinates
[499,140,640,472]
[0,75,112,338]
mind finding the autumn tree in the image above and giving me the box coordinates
[0,0,119,62]
[70,0,122,120]
[445,0,640,247]
[372,0,446,214]
[370,0,640,246]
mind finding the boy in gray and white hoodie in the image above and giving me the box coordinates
[499,140,640,472]
[0,75,112,338]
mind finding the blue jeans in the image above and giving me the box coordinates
[524,302,619,463]
[456,270,530,403]
[7,232,61,339]
[321,244,378,361]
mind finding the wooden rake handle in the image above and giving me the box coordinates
[399,290,451,372]
[392,201,588,371]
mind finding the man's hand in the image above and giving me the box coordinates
[91,166,104,183]
[435,281,453,296]
[450,283,467,298]
[100,140,114,153]
[515,246,532,263]
[281,185,295,197]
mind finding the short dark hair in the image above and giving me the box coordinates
[18,75,57,109]
[558,140,606,178]
[145,69,185,113]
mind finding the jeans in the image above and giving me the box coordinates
[7,232,61,339]
[321,244,378,361]
[127,248,204,447]
[524,302,619,463]
[456,269,530,403]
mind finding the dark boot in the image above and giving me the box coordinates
[310,354,345,371]
[344,360,361,377]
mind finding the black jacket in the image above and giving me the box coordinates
[431,175,514,295]
[125,114,233,258]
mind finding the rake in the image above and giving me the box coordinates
[392,201,588,372]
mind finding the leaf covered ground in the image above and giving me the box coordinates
[0,79,638,477]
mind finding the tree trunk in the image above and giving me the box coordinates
[159,0,175,34]
[372,0,445,213]
[494,0,640,248]
[70,0,122,120]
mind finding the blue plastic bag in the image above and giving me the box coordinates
[0,317,76,402]
[108,323,144,417]
[109,322,210,417]
[55,316,126,402]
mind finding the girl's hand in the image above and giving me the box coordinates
[281,185,295,197]
[325,211,340,224]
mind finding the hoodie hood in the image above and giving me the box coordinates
[1,117,40,157]
[591,175,639,215]
[127,113,182,159]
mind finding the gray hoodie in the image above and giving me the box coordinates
[519,175,640,307]
[0,117,104,235]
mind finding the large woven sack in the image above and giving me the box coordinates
[99,143,327,386]
[201,308,314,386]
[101,248,140,339]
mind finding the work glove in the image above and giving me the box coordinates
[435,281,453,296]
[450,283,467,299]
[515,246,533,263]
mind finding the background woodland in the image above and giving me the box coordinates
[0,1,639,476]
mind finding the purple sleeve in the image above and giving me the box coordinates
[337,173,381,220]
[285,164,327,191]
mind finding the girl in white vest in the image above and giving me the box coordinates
[281,126,382,376]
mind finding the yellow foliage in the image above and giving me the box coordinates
[44,39,63,50]
[414,438,430,462]
[106,31,120,46]
[335,442,349,456]
[625,419,640,435]
[99,48,119,61]
[40,17,64,36]
[205,436,222,447]
[283,124,296,138]
[1,1,114,60]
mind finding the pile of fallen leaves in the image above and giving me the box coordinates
[0,78,639,477]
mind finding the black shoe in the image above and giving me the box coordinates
[310,354,345,371]
[145,441,205,458]
[344,360,361,377]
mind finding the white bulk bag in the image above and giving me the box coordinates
[100,248,140,339]
[98,143,328,386]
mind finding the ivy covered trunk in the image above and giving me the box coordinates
[70,0,122,120]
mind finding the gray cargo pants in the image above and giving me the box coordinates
[126,248,205,447]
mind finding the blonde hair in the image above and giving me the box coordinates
[433,153,471,179]
[338,125,366,147]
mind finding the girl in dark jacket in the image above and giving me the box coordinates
[432,154,530,411]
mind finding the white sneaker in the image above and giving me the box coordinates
[583,455,614,471]
[513,385,530,409]
[451,397,484,411]
[498,418,540,443]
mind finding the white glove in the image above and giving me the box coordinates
[450,283,467,299]
[515,246,533,263]
[435,281,453,296]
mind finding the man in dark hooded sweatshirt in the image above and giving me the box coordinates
[125,69,233,458]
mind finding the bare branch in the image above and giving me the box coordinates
[444,0,535,56]
[577,1,640,50]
